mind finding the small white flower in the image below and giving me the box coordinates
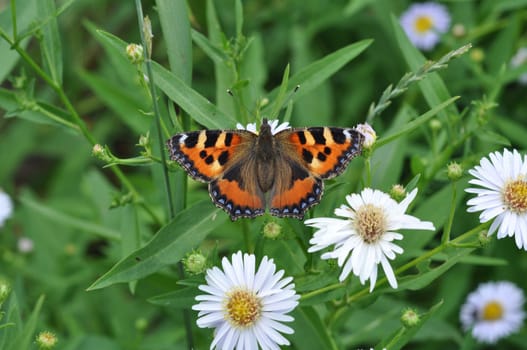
[193,251,299,350]
[17,237,34,253]
[510,47,527,85]
[400,2,451,51]
[306,188,435,292]
[460,281,525,344]
[236,119,291,135]
[355,123,376,148]
[0,190,13,228]
[465,149,527,250]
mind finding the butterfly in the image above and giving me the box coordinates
[167,119,364,220]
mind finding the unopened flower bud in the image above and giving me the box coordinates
[263,221,282,239]
[390,184,406,202]
[36,331,58,349]
[184,251,207,275]
[356,123,377,149]
[428,118,441,132]
[452,24,466,37]
[401,308,420,328]
[92,144,112,163]
[447,162,463,181]
[126,43,144,64]
[0,278,11,305]
[470,48,485,63]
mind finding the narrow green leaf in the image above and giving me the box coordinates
[290,307,334,350]
[12,295,45,350]
[78,69,151,133]
[234,0,243,37]
[0,0,38,83]
[152,60,236,129]
[95,29,234,129]
[87,201,225,290]
[390,14,458,119]
[19,192,121,241]
[269,64,290,120]
[263,39,372,112]
[37,0,62,84]
[398,247,475,291]
[148,286,200,308]
[156,0,192,84]
[375,96,460,148]
[191,29,228,64]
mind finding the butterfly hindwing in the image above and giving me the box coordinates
[209,159,266,220]
[268,156,324,219]
[167,129,254,182]
[280,127,364,179]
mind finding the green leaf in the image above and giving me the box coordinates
[390,14,458,120]
[191,29,228,64]
[0,0,38,83]
[263,39,372,113]
[19,191,121,241]
[290,307,334,350]
[88,200,225,290]
[148,286,200,308]
[398,247,475,291]
[156,0,192,84]
[37,0,63,84]
[12,295,45,350]
[78,69,151,133]
[152,60,236,129]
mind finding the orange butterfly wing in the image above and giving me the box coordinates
[268,127,364,218]
[167,130,265,220]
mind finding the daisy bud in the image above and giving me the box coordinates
[259,97,270,108]
[428,118,441,132]
[92,144,112,163]
[390,184,406,202]
[263,221,282,239]
[135,317,148,331]
[447,162,463,181]
[126,43,144,64]
[184,251,207,275]
[138,132,151,156]
[452,23,466,37]
[35,331,58,350]
[470,48,485,63]
[356,122,376,149]
[401,308,420,328]
[0,278,11,306]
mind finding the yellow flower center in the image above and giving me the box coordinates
[355,204,387,243]
[225,289,261,327]
[482,300,503,321]
[414,15,434,33]
[503,179,527,213]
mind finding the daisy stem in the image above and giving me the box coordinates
[441,181,458,244]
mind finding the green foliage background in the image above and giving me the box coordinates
[1,0,527,349]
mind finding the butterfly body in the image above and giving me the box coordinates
[167,119,364,220]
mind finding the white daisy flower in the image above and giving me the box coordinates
[306,188,435,292]
[465,149,527,250]
[192,251,299,350]
[460,281,525,344]
[510,47,527,85]
[0,190,13,228]
[400,2,451,51]
[236,119,291,135]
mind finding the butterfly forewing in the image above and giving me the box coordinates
[280,127,364,179]
[167,129,255,182]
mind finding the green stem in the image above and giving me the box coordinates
[442,181,457,244]
[134,2,192,349]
